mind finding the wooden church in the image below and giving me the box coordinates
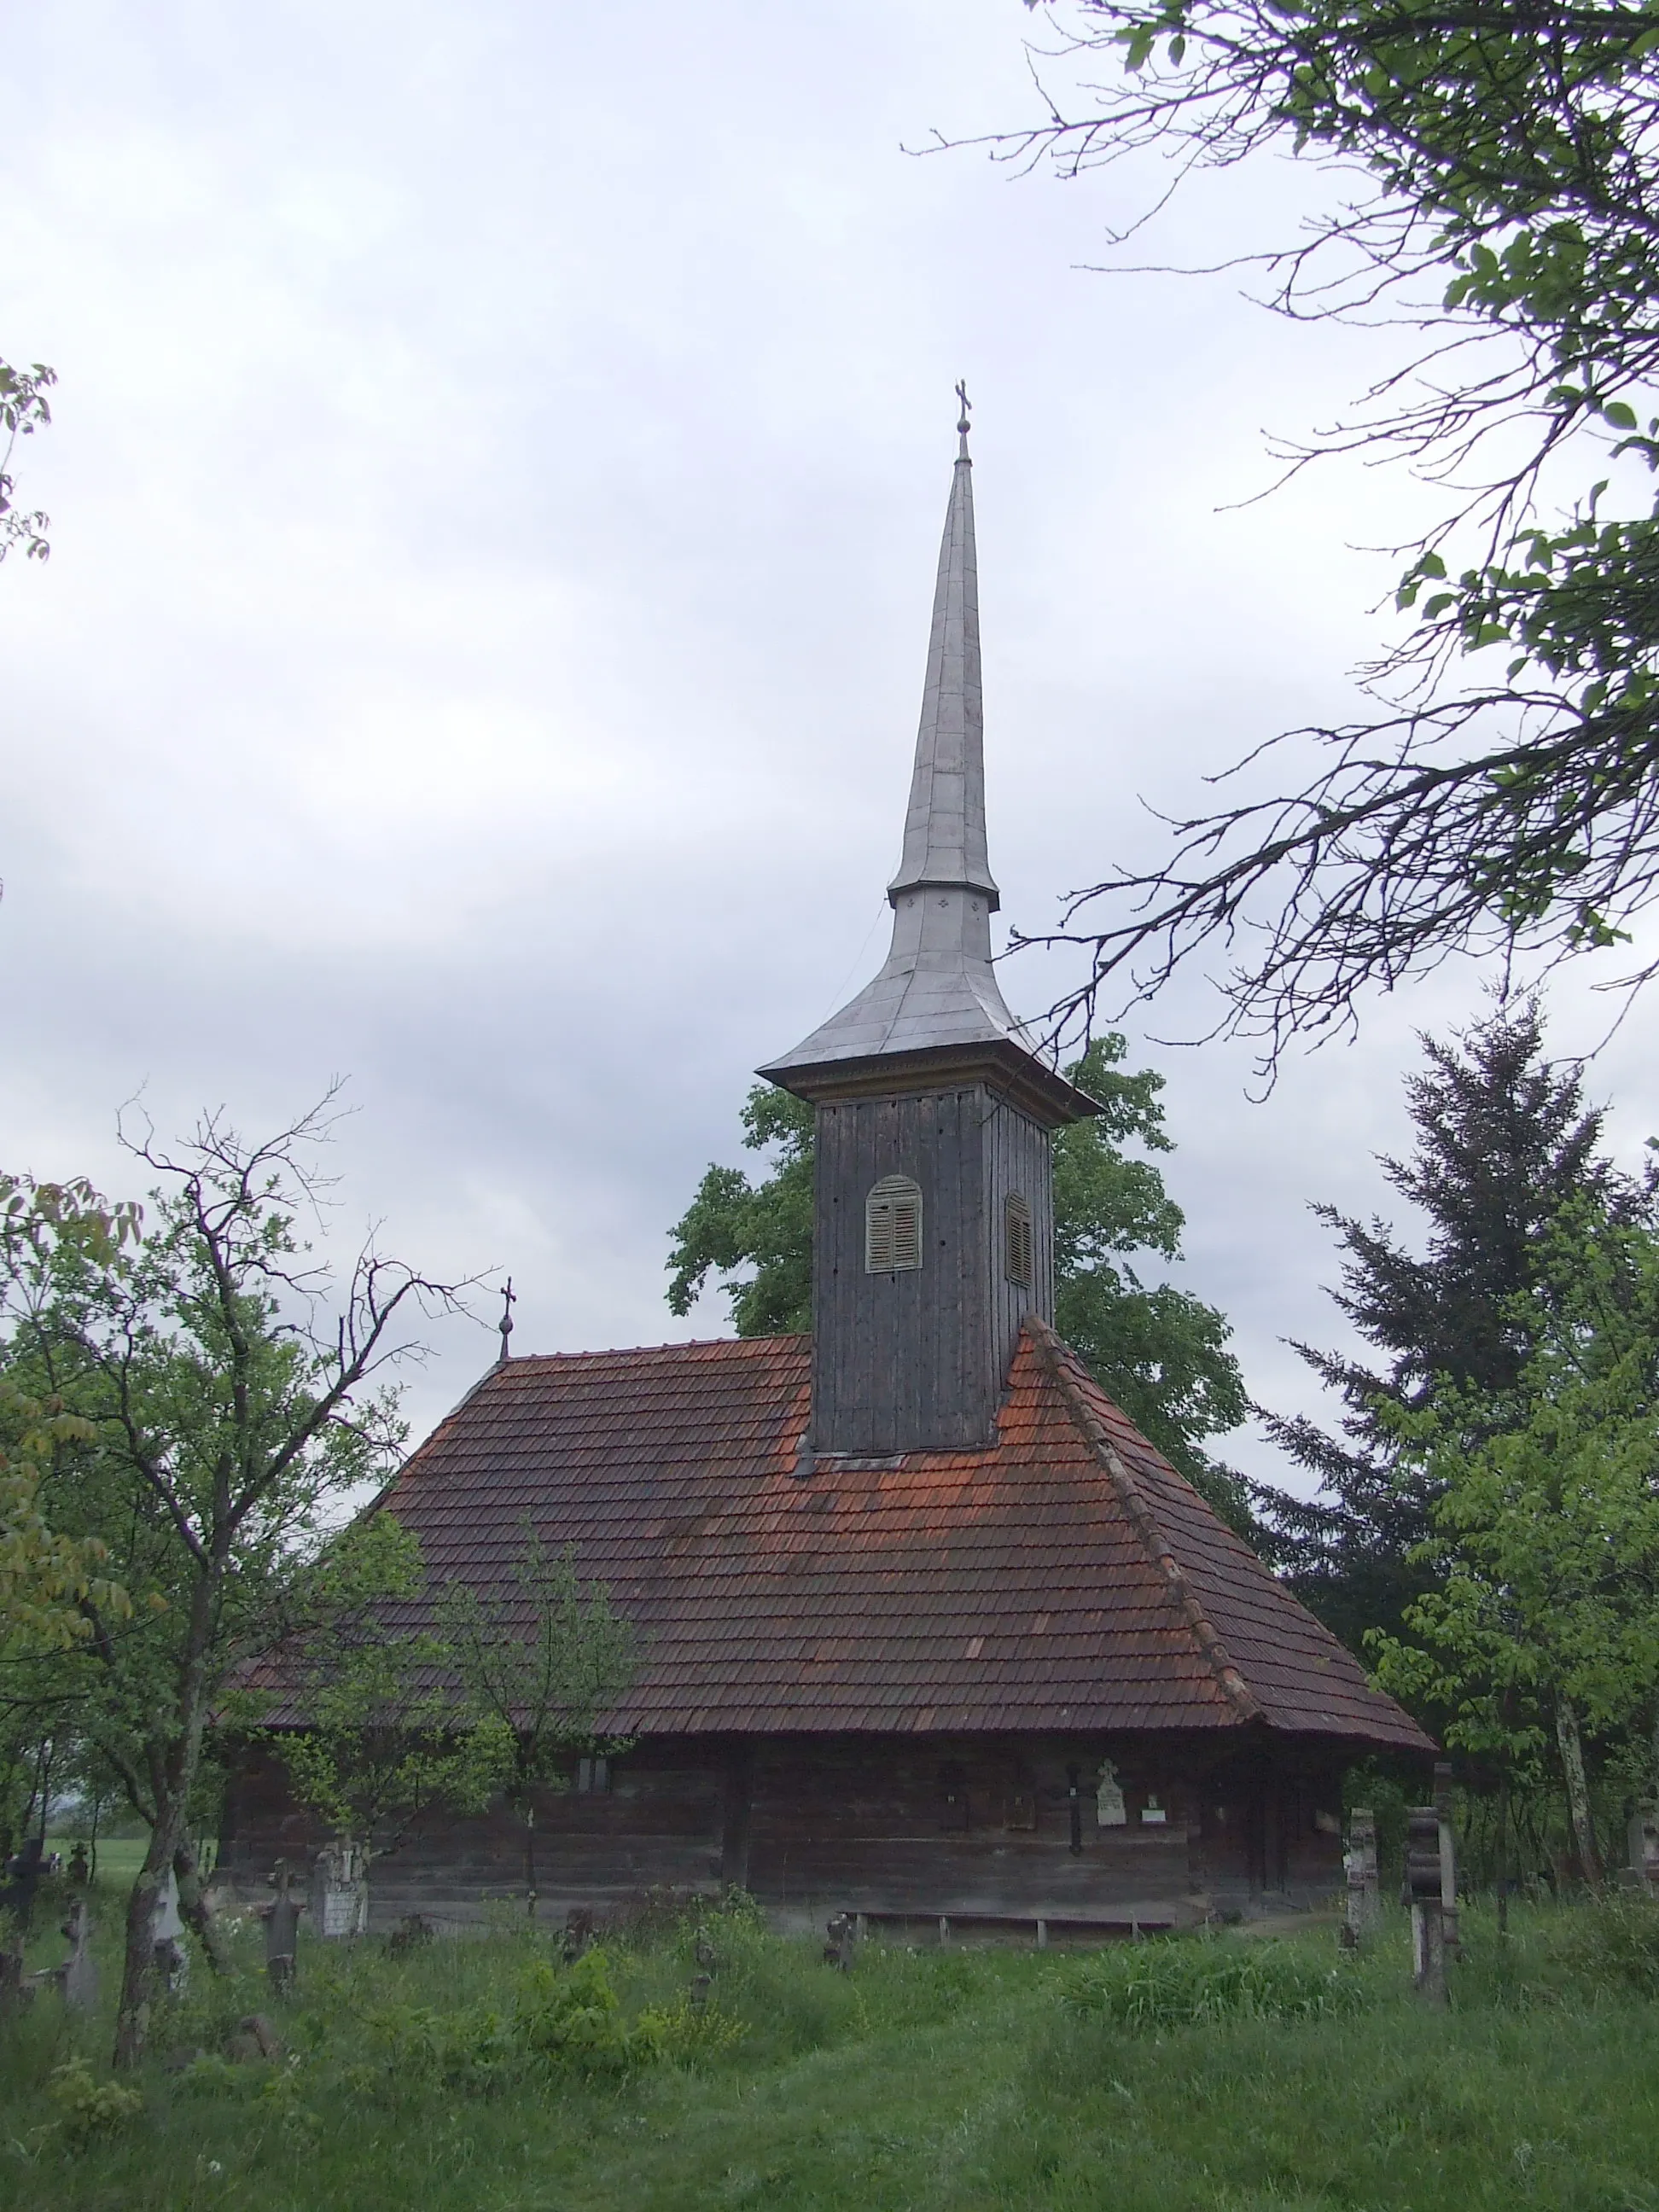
[222,408,1431,1936]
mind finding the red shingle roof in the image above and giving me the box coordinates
[367,1320,1429,1753]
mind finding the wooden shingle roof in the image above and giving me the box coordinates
[370,1319,1429,1753]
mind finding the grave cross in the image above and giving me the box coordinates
[261,1861,305,1992]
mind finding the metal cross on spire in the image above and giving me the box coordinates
[955,379,971,456]
[498,1277,516,1364]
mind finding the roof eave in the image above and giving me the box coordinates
[757,1039,1101,1129]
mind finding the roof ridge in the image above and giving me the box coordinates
[1026,1316,1263,1726]
[498,1334,810,1370]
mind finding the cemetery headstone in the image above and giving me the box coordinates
[226,2011,282,2063]
[1344,1807,1381,1947]
[1404,1805,1447,2007]
[1626,1804,1659,1893]
[822,1911,858,1971]
[1095,1760,1127,1827]
[1434,1760,1462,1956]
[0,1837,45,1935]
[259,1863,305,1992]
[310,1838,369,1940]
[58,1897,97,2011]
[151,1866,189,1998]
[387,1912,434,1955]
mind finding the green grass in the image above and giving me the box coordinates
[7,1889,1659,2210]
[44,1837,150,1886]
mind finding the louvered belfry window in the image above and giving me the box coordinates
[866,1174,923,1273]
[1004,1193,1033,1287]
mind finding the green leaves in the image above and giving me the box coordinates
[665,1041,1251,1528]
[1371,1197,1659,1789]
[667,1087,813,1334]
[0,354,55,565]
[0,1103,473,2063]
[967,3,1659,1048]
[0,1377,129,1653]
[439,1519,638,1796]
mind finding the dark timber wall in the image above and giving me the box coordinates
[218,1733,1346,1936]
[812,1083,1052,1456]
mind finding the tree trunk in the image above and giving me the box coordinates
[174,1837,232,1973]
[524,1802,538,1919]
[1556,1694,1603,1892]
[113,1813,183,2069]
[1496,1766,1511,1936]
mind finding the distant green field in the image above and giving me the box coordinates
[45,1836,150,1884]
[5,1893,1659,2210]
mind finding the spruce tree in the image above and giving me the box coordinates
[1257,1001,1637,1654]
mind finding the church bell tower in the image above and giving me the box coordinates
[760,399,1097,1458]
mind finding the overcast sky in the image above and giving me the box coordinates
[5,0,1657,1485]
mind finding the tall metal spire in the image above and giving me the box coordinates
[888,380,999,913]
[761,394,1097,1117]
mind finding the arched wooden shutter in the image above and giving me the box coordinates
[1004,1193,1033,1287]
[865,1175,923,1272]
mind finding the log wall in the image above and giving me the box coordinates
[219,1731,1348,1936]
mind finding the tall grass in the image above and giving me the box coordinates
[6,1891,1659,2210]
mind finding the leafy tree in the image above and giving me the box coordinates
[272,1521,509,1887]
[0,357,53,566]
[439,1522,639,1913]
[667,1085,812,1336]
[1371,1199,1659,1892]
[1051,1038,1250,1522]
[0,1185,138,1867]
[969,3,1659,1061]
[0,1102,476,2067]
[667,1038,1252,1528]
[1255,1002,1635,1651]
[2,1387,131,1658]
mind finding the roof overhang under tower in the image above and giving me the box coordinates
[759,1038,1102,1131]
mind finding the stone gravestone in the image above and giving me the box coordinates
[822,1912,857,1972]
[1344,1807,1381,1947]
[151,1866,189,1998]
[1626,1804,1659,1894]
[1404,1805,1447,2007]
[1434,1760,1462,1957]
[59,1897,97,2011]
[0,1837,45,1936]
[259,1864,305,1992]
[1095,1760,1127,1828]
[311,1838,369,1941]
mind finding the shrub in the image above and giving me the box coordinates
[634,1994,747,2066]
[1553,1893,1659,2000]
[1062,1936,1368,2030]
[516,1947,649,2073]
[47,2059,143,2144]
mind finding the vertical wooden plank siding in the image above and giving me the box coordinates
[811,1082,1056,1458]
[812,1087,994,1454]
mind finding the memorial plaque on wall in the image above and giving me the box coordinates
[1096,1760,1127,1827]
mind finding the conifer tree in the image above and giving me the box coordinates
[1257,1001,1637,1653]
